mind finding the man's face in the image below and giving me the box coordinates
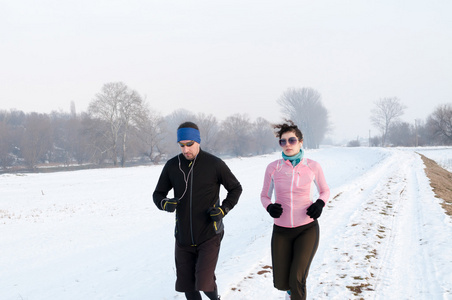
[179,140,200,160]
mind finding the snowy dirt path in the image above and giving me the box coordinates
[313,150,445,299]
[222,149,451,300]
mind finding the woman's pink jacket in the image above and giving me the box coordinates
[261,157,330,228]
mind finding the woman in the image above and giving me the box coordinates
[260,120,330,300]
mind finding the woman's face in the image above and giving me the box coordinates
[280,131,302,157]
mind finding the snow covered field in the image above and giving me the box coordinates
[1,147,451,300]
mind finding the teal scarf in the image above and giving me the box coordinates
[282,149,304,166]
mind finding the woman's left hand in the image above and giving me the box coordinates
[307,199,325,219]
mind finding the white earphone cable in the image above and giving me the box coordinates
[177,154,197,200]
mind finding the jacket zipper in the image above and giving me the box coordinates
[290,166,295,227]
[189,164,196,246]
[213,203,218,231]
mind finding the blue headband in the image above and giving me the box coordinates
[177,127,201,144]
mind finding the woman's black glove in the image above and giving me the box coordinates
[307,199,325,219]
[161,198,179,212]
[267,203,283,218]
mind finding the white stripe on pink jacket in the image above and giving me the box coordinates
[260,157,330,228]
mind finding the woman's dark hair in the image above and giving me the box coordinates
[178,121,199,130]
[273,120,303,140]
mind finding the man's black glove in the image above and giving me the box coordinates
[267,203,283,218]
[307,199,325,219]
[161,198,179,212]
[207,206,225,222]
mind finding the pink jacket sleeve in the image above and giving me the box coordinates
[311,159,330,203]
[260,161,276,209]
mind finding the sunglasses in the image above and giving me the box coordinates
[178,141,195,147]
[279,137,299,147]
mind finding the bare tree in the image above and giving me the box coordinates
[309,102,330,149]
[427,103,452,145]
[388,121,415,146]
[0,111,16,169]
[81,114,110,164]
[252,117,276,154]
[137,109,166,163]
[88,82,147,166]
[195,113,220,153]
[4,110,26,167]
[21,113,53,169]
[88,83,125,165]
[414,119,430,146]
[118,88,147,166]
[0,118,11,169]
[68,113,92,164]
[370,97,406,146]
[278,87,329,149]
[47,111,91,165]
[48,111,72,165]
[220,114,253,157]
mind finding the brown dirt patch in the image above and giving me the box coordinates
[418,153,452,217]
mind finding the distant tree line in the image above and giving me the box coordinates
[0,83,335,172]
[10,82,449,171]
[0,112,280,171]
[364,98,452,147]
[0,82,287,171]
[0,108,279,171]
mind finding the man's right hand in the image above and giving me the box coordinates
[162,198,179,212]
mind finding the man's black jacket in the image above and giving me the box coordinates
[153,149,242,246]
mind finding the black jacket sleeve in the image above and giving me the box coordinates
[153,162,173,210]
[217,160,242,213]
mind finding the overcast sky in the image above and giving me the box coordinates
[1,0,451,142]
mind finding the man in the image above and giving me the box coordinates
[153,121,242,300]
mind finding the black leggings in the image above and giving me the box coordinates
[185,290,218,300]
[271,220,319,300]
